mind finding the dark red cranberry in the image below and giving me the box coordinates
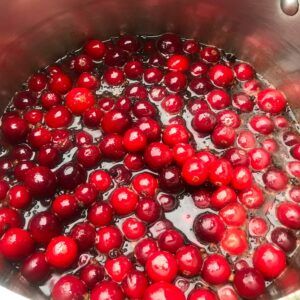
[28,74,47,92]
[271,227,297,253]
[136,117,161,141]
[192,109,217,133]
[211,186,237,210]
[224,147,249,167]
[136,198,161,223]
[200,46,220,63]
[0,207,23,235]
[99,133,125,160]
[77,72,99,90]
[192,189,211,208]
[221,228,248,255]
[115,96,132,112]
[37,145,60,168]
[257,88,286,114]
[14,161,35,181]
[283,131,300,146]
[98,96,115,112]
[277,202,300,229]
[70,222,96,252]
[24,109,43,124]
[208,64,234,87]
[73,54,94,73]
[12,143,33,161]
[263,168,288,191]
[104,67,125,86]
[1,116,29,144]
[110,187,138,215]
[189,61,209,77]
[28,127,52,149]
[75,183,97,207]
[187,98,209,115]
[21,252,50,283]
[52,194,79,220]
[49,73,72,94]
[109,164,132,185]
[88,202,113,227]
[104,48,129,67]
[122,270,148,299]
[0,180,9,200]
[232,92,254,112]
[117,35,140,52]
[91,281,124,300]
[164,71,187,92]
[133,100,157,118]
[161,94,184,114]
[159,165,184,193]
[220,203,246,226]
[134,238,158,265]
[95,225,123,253]
[149,53,166,67]
[158,229,184,253]
[156,193,177,212]
[0,157,12,176]
[212,125,236,148]
[183,39,199,54]
[41,92,62,109]
[189,77,213,95]
[124,153,144,170]
[8,184,31,209]
[124,60,143,79]
[157,33,182,54]
[84,39,106,60]
[82,106,103,128]
[101,109,130,134]
[234,63,255,81]
[13,91,36,109]
[125,83,148,100]
[77,145,101,168]
[144,67,163,84]
[80,263,104,290]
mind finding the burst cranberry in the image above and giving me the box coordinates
[124,60,143,79]
[232,92,254,112]
[122,270,148,299]
[192,189,211,208]
[208,64,234,87]
[253,243,286,279]
[158,229,184,253]
[209,159,233,186]
[104,67,125,86]
[84,39,106,60]
[271,227,297,253]
[65,87,95,114]
[233,268,265,299]
[157,33,182,54]
[189,77,213,95]
[99,133,125,160]
[101,109,130,134]
[109,164,132,185]
[219,203,246,226]
[8,184,31,209]
[77,72,99,90]
[80,264,104,290]
[263,168,288,191]
[277,202,300,229]
[137,117,161,141]
[1,116,28,144]
[52,194,79,219]
[182,157,208,186]
[0,208,23,235]
[49,73,72,94]
[95,226,123,253]
[239,185,264,209]
[211,186,237,210]
[144,142,173,170]
[105,255,132,282]
[248,217,268,237]
[217,109,241,128]
[257,88,286,114]
[123,127,147,152]
[83,106,103,128]
[122,217,146,240]
[234,63,255,81]
[13,91,36,109]
[237,130,256,149]
[0,228,34,261]
[221,228,248,255]
[159,165,184,193]
[212,125,236,148]
[193,213,225,243]
[91,281,124,300]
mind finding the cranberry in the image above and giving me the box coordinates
[0,208,23,235]
[91,281,124,300]
[77,145,101,168]
[232,92,254,112]
[161,94,184,114]
[88,202,113,227]
[66,87,95,114]
[95,226,123,253]
[257,88,286,114]
[188,98,209,115]
[248,217,268,237]
[12,143,32,161]
[41,92,62,109]
[289,186,300,203]
[122,270,148,299]
[109,187,138,215]
[182,157,208,186]
[200,46,220,63]
[45,105,72,128]
[287,161,300,178]
[117,35,140,52]
[123,127,147,152]
[188,288,218,300]
[234,63,255,81]
[144,282,185,300]
[133,100,157,119]
[101,109,130,134]
[212,125,236,148]
[52,194,79,220]
[104,67,125,86]
[233,268,265,299]
[70,222,96,252]
[125,83,148,100]
[183,39,199,54]
[8,184,31,209]
[124,60,143,79]
[211,186,237,210]
[137,117,161,141]
[1,116,29,144]
[193,213,225,243]
[88,170,111,192]
[221,228,248,255]
[132,173,158,197]
[136,198,161,223]
[0,158,12,176]
[83,106,103,128]
[0,228,34,261]
[144,142,173,170]
[164,71,187,92]
[84,39,106,60]
[220,203,247,226]
[271,227,297,253]
[263,168,288,191]
[52,129,72,152]
[167,55,189,72]
[192,189,211,208]
[253,243,286,279]
[231,166,252,190]
[77,72,99,90]
[250,115,275,135]
[192,109,217,133]
[28,74,47,92]
[189,77,213,95]
[73,54,94,73]
[173,143,195,166]
[109,164,132,185]
[52,275,87,300]
[104,48,129,67]
[14,161,36,182]
[49,73,72,94]
[99,133,125,160]
[275,115,289,128]
[157,193,177,212]
[283,131,300,146]
[208,64,234,87]
[146,250,178,282]
[277,202,300,229]
[115,96,132,112]
[217,109,241,128]
[248,148,271,171]
[144,67,163,84]
[37,145,60,168]
[13,91,36,109]
[134,238,158,265]
[157,33,182,54]
[122,217,146,240]
[98,96,115,111]
[207,89,231,110]
[149,53,165,66]
[0,180,9,200]
[162,124,189,146]
[202,254,231,285]
[80,263,104,290]
[237,130,256,149]
[21,253,49,285]
[209,159,233,186]
[149,86,167,102]
[28,126,52,148]
[224,147,249,167]
[189,61,209,77]
[196,150,217,168]
[238,185,264,209]
[24,109,43,124]
[105,255,132,282]
[159,165,184,193]
[158,229,184,253]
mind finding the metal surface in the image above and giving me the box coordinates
[0,0,299,299]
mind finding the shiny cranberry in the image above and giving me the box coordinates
[45,105,72,128]
[283,131,300,146]
[73,54,94,73]
[37,145,59,168]
[219,203,246,226]
[57,162,86,190]
[208,64,234,87]
[98,96,115,111]
[211,186,237,210]
[0,228,34,261]
[207,89,231,110]
[231,166,252,190]
[250,115,275,135]
[109,164,132,185]
[28,211,61,245]
[101,109,130,134]
[161,94,184,114]
[52,194,79,219]
[121,270,148,298]
[234,63,255,81]
[133,100,156,119]
[77,145,101,168]
[121,217,145,240]
[21,252,50,284]
[134,238,158,265]
[70,222,96,252]
[221,228,248,255]
[88,202,113,227]
[0,157,12,176]
[158,229,184,253]
[157,33,182,54]
[159,165,184,193]
[192,109,217,133]
[41,92,62,109]
[105,255,132,282]
[1,116,28,144]
[24,109,43,124]
[14,161,36,181]
[289,186,300,203]
[124,60,143,79]
[115,96,132,112]
[192,189,211,208]
[189,288,218,300]
[136,198,161,223]
[11,143,32,161]
[49,73,72,94]
[263,168,288,191]
[172,143,194,166]
[209,159,233,186]
[123,128,147,152]
[248,217,268,237]
[183,39,199,54]
[8,184,31,209]
[109,187,138,215]
[124,153,144,171]
[275,115,289,128]
[52,129,72,152]
[13,91,36,109]
[104,67,125,86]
[144,142,173,170]
[196,150,217,168]
[189,77,213,95]
[91,281,124,300]
[224,148,249,167]
[257,88,286,114]
[232,92,254,112]
[83,106,103,128]
[0,180,9,200]
[66,87,95,114]
[77,72,99,90]
[155,194,176,212]
[136,117,161,141]
[104,48,129,67]
[212,125,236,148]
[117,35,140,52]
[149,53,165,67]
[52,275,86,300]
[287,161,300,178]
[163,124,189,146]
[189,61,209,77]
[277,202,300,229]
[144,282,185,300]
[233,268,265,299]
[237,130,256,149]
[182,157,208,186]
[99,134,125,160]
[84,39,106,60]
[143,67,163,84]
[132,173,157,197]
[0,208,23,235]
[187,98,209,115]
[238,185,264,209]
[28,127,52,149]
[193,213,225,243]
[217,110,241,128]
[80,263,104,290]
[248,148,271,170]
[164,71,187,92]
[28,74,47,92]
[95,226,123,253]
[125,83,148,99]
[167,54,189,72]
[253,243,286,279]
[200,46,220,63]
[271,227,297,253]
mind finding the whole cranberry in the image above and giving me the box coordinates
[164,71,187,92]
[221,228,248,255]
[212,125,236,148]
[45,105,72,128]
[133,100,157,118]
[200,46,220,63]
[183,39,199,54]
[28,127,52,149]
[289,186,300,203]
[8,184,31,209]
[263,168,288,191]
[90,281,124,300]
[249,115,274,135]
[0,228,34,261]
[211,186,237,210]
[253,243,286,279]
[202,254,231,285]
[192,109,217,133]
[248,217,268,237]
[224,147,249,167]
[28,211,61,245]
[24,166,56,198]
[125,83,148,100]
[21,252,50,283]
[52,129,73,152]
[41,92,62,109]
[122,270,148,299]
[99,133,125,160]
[52,275,87,300]
[95,226,123,253]
[37,145,61,168]
[158,229,184,253]
[84,39,106,60]
[192,189,211,209]
[98,96,115,111]
[219,203,246,226]
[132,172,158,196]
[196,150,217,168]
[209,159,233,186]
[136,198,161,223]
[52,194,79,219]
[167,54,189,72]
[157,33,182,54]
[117,34,140,52]
[136,117,161,141]
[237,130,256,149]
[217,109,241,128]
[123,127,147,152]
[161,94,184,114]
[182,157,208,186]
[13,91,36,109]
[1,116,29,144]
[207,89,231,110]
[208,64,234,87]
[159,165,184,193]
[173,143,195,166]
[49,73,72,94]
[231,166,252,190]
[257,88,286,114]
[14,161,36,182]
[12,143,33,161]
[0,180,8,200]
[110,187,138,215]
[77,145,101,168]
[24,109,43,125]
[188,288,218,300]
[234,63,255,81]
[248,148,271,170]
[70,222,96,252]
[104,67,125,86]
[0,208,23,235]
[72,54,94,73]
[189,61,209,77]
[82,106,103,128]
[271,227,297,253]
[189,77,213,95]
[233,268,265,299]
[124,153,144,170]
[77,72,99,90]
[232,92,254,112]
[144,142,173,170]
[88,202,113,227]
[104,48,129,67]
[144,282,185,300]
[122,217,146,240]
[80,263,104,290]
[144,67,163,84]
[124,60,143,79]
[66,87,95,114]
[264,138,279,154]
[115,96,132,112]
[276,202,300,229]
[134,238,158,265]
[105,255,132,282]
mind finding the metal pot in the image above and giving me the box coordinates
[0,0,299,299]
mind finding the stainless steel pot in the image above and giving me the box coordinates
[0,0,299,299]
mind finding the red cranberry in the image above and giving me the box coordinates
[28,73,47,92]
[189,288,218,300]
[87,170,110,192]
[158,229,184,253]
[263,168,288,191]
[133,100,157,119]
[52,275,86,300]
[287,161,300,178]
[88,202,113,227]
[8,184,31,209]
[234,63,255,81]
[159,165,184,193]
[212,125,236,148]
[80,263,104,290]
[189,77,213,95]
[0,180,9,200]
[232,92,254,112]
[132,173,158,197]
[189,61,209,77]
[144,282,185,300]
[224,147,249,167]
[41,92,62,109]
[136,117,161,141]
[77,72,99,90]
[124,60,143,79]
[144,67,163,84]
[257,88,286,114]
[243,79,261,93]
[149,86,166,102]
[283,131,300,146]
[66,87,95,114]
[104,67,125,86]
[115,96,132,112]
[73,54,94,73]
[187,98,209,115]
[248,148,271,170]
[21,252,50,284]
[163,124,189,146]
[249,115,274,135]
[28,211,61,245]
[182,157,208,186]
[192,109,217,133]
[202,254,231,285]
[13,91,36,109]
[99,133,125,160]
[209,159,233,186]
[77,145,101,168]
[122,217,146,240]
[207,89,231,110]
[1,116,29,144]
[123,128,147,152]
[193,213,225,243]
[117,35,140,52]
[14,161,36,182]
[37,145,60,168]
[52,194,79,220]
[98,97,115,112]
[277,202,300,229]
[134,238,158,265]
[274,115,289,128]
[0,208,23,235]
[173,143,195,166]
[192,189,211,208]
[125,83,148,100]
[28,126,52,149]
[146,250,178,282]
[208,64,234,87]
[231,166,252,190]
[24,109,43,124]
[109,187,138,215]
[149,53,165,66]
[237,130,256,149]
[289,186,300,203]
[84,39,106,60]
[271,227,297,253]
[144,142,173,170]
[70,222,96,252]
[91,281,124,300]
[49,73,72,94]
[136,198,161,223]
[0,158,12,176]
[220,203,246,226]
[101,109,130,134]
[83,106,103,128]
[196,150,217,168]
[156,193,177,212]
[253,243,286,279]
[233,268,265,299]
[45,105,72,128]
[12,143,33,161]
[217,110,241,128]
[105,255,132,282]
[122,270,148,299]
[238,185,264,209]
[164,71,187,92]
[211,186,237,210]
[183,39,199,54]
[95,226,123,253]
[200,46,220,63]
[157,33,182,54]
[161,94,184,114]
[0,228,34,261]
[221,228,248,255]
[248,217,268,237]
[104,48,129,67]
[167,54,189,72]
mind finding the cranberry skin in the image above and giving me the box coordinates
[217,110,241,128]
[248,147,271,171]
[28,127,52,149]
[263,168,288,191]
[70,222,96,252]
[157,193,177,212]
[208,64,234,87]
[157,33,182,54]
[77,72,99,90]
[21,252,49,283]
[192,189,211,209]
[159,165,184,193]
[24,166,56,198]
[287,161,300,178]
[232,92,254,112]
[207,89,231,110]
[249,115,274,135]
[133,100,157,119]
[137,117,161,141]
[221,228,248,255]
[189,62,209,78]
[224,148,249,167]
[77,145,101,168]
[124,153,144,171]
[144,142,173,170]
[145,282,186,300]
[109,164,132,185]
[0,208,23,235]
[234,63,255,81]
[49,73,72,94]
[212,125,236,148]
[158,229,184,253]
[248,217,268,237]
[136,198,161,223]
[192,109,217,134]
[105,255,132,282]
[82,106,103,128]
[146,250,178,282]
[211,186,237,210]
[104,48,129,67]
[24,109,43,125]
[101,109,130,134]
[183,39,199,54]
[271,227,297,253]
[12,143,32,161]
[132,173,158,197]
[164,71,187,92]
[88,202,113,227]
[8,185,31,209]
[124,60,143,79]
[202,254,231,285]
[1,116,29,144]
[0,228,34,261]
[84,39,106,60]
[189,77,213,95]
[115,96,132,113]
[239,185,264,209]
[66,87,96,114]
[144,67,163,84]
[122,270,148,299]
[41,92,62,109]
[209,159,233,186]
[99,134,125,160]
[98,97,115,112]
[28,211,61,245]
[188,99,209,115]
[200,46,220,63]
[220,203,246,226]
[80,264,104,290]
[123,127,147,153]
[237,130,256,149]
[57,162,87,190]
[257,88,287,114]
[262,137,279,153]
[117,34,140,52]
[291,144,300,160]
[90,281,124,300]
[14,161,34,182]
[104,67,125,86]
[182,157,208,186]
[52,194,79,220]
[283,131,300,146]
[161,94,184,114]
[52,275,87,300]
[52,129,73,152]
[109,187,138,215]
[0,180,9,200]
[13,91,36,109]
[167,54,189,72]
[95,226,123,253]
[277,202,300,229]
[173,143,195,166]
[194,213,225,243]
[253,243,286,279]
[234,268,265,299]
[0,158,12,176]
[134,238,158,265]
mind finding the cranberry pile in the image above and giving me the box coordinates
[0,33,299,300]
